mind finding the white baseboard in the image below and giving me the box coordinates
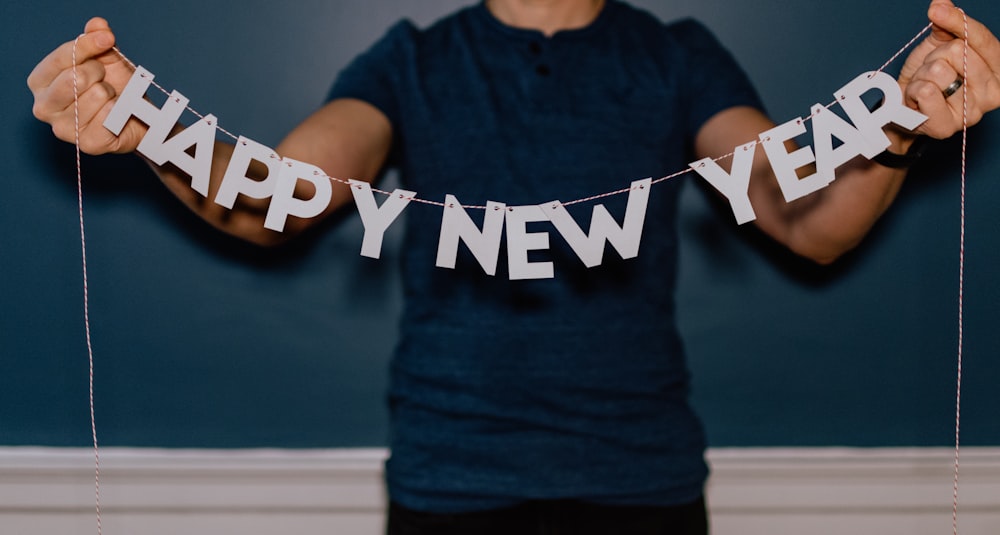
[0,447,390,535]
[1,446,999,534]
[705,447,1000,535]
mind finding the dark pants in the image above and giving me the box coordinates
[387,496,708,535]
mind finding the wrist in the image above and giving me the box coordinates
[872,127,929,169]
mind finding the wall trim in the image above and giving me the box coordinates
[2,446,999,534]
[0,446,389,513]
[705,447,1000,511]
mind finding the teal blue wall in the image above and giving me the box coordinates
[2,0,998,448]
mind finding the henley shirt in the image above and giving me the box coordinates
[328,0,763,513]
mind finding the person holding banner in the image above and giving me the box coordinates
[27,0,1000,533]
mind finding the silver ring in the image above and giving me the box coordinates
[943,77,964,98]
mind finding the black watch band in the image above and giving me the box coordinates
[872,135,930,169]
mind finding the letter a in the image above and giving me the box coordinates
[836,71,927,151]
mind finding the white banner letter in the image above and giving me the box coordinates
[543,178,652,267]
[147,114,218,197]
[103,68,218,197]
[506,205,553,280]
[836,71,928,149]
[214,137,282,209]
[103,66,181,137]
[435,196,506,275]
[263,158,333,232]
[759,118,830,202]
[349,180,414,259]
[810,104,884,183]
[690,144,757,224]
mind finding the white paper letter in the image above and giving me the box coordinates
[836,71,928,149]
[759,118,830,202]
[103,68,219,197]
[103,66,181,137]
[690,144,757,224]
[810,104,885,183]
[135,91,187,158]
[505,206,553,280]
[263,158,333,232]
[349,180,414,259]
[435,196,506,275]
[148,114,218,197]
[214,137,282,209]
[543,178,652,267]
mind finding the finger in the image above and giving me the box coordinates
[48,83,123,152]
[920,38,1000,108]
[26,21,116,91]
[907,76,983,138]
[74,81,119,130]
[78,105,124,154]
[907,79,960,138]
[76,119,122,156]
[928,3,1000,75]
[919,57,962,95]
[86,98,146,155]
[31,58,108,120]
[83,16,111,35]
[928,1,959,43]
[905,46,983,107]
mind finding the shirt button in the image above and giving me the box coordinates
[535,64,551,76]
[528,41,542,55]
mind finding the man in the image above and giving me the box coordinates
[27,1,1000,533]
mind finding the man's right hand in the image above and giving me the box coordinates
[28,17,144,155]
[26,17,394,247]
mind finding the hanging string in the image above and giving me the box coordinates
[72,35,103,535]
[952,9,969,535]
[106,23,934,210]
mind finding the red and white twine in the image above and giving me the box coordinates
[72,35,103,535]
[952,9,970,535]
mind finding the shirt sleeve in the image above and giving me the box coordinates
[666,18,765,141]
[326,20,418,129]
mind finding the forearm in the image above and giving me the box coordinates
[144,139,288,247]
[750,129,917,264]
[141,99,392,247]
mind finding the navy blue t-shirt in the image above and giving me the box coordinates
[328,0,763,513]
